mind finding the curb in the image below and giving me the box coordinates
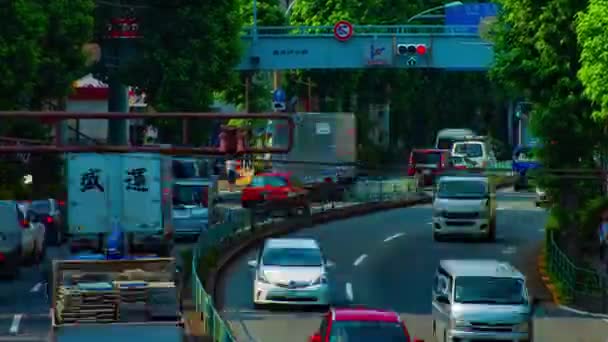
[537,250,561,305]
[206,195,433,307]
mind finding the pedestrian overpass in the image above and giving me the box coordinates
[236,24,494,71]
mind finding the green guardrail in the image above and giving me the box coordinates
[545,230,608,312]
[190,177,421,341]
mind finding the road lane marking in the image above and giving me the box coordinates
[9,314,22,335]
[345,282,353,302]
[30,282,42,292]
[383,233,404,242]
[353,254,367,266]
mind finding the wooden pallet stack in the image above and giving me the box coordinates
[56,282,119,324]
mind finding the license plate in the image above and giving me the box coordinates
[288,291,307,298]
[423,170,431,175]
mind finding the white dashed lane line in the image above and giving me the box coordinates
[9,314,22,335]
[353,254,367,267]
[345,283,354,302]
[383,233,404,242]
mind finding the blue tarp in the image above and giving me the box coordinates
[445,3,499,33]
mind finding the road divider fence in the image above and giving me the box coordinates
[190,172,516,341]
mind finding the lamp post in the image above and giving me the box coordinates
[252,0,258,40]
[407,1,463,22]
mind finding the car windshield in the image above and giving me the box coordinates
[262,247,322,267]
[454,143,483,158]
[412,151,441,165]
[173,184,206,206]
[250,176,287,187]
[454,276,526,305]
[31,200,50,213]
[329,321,407,342]
[437,180,487,199]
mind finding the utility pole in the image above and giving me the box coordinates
[104,4,139,145]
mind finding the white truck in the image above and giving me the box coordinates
[66,153,174,256]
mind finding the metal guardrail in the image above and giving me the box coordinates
[190,177,419,341]
[242,25,484,37]
[546,230,608,313]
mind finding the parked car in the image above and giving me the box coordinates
[407,148,451,187]
[31,199,65,246]
[309,307,424,342]
[0,201,46,278]
[241,172,310,216]
[18,203,46,264]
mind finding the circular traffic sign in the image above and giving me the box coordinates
[333,20,353,42]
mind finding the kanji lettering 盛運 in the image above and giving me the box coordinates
[125,168,149,192]
[80,168,104,192]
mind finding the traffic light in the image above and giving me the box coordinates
[397,44,427,56]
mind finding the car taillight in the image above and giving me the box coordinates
[19,219,29,228]
[440,154,446,168]
[201,187,209,208]
[0,252,5,262]
[407,167,416,176]
[46,216,53,224]
[58,200,65,206]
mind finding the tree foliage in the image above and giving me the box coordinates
[576,0,608,122]
[491,0,604,251]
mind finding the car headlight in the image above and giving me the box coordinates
[257,272,269,283]
[311,274,328,285]
[451,319,470,329]
[513,321,529,333]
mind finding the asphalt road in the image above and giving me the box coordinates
[218,190,608,342]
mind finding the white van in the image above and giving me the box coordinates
[451,139,496,168]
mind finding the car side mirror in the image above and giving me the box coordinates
[435,294,450,304]
[247,260,258,268]
[309,332,321,342]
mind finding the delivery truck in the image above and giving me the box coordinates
[66,153,174,256]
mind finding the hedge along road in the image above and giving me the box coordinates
[216,190,608,342]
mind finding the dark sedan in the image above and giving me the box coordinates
[31,199,65,246]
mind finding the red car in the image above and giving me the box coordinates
[309,307,424,342]
[407,148,450,186]
[241,172,310,214]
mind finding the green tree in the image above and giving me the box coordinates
[223,0,287,132]
[0,0,47,110]
[577,0,608,122]
[491,0,603,254]
[120,0,243,144]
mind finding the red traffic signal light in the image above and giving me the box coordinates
[416,44,427,55]
[397,44,428,55]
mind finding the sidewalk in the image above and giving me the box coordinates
[182,280,212,341]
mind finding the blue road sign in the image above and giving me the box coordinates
[273,88,286,103]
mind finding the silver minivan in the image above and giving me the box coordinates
[432,259,538,341]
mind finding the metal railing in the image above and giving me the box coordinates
[545,230,608,313]
[242,24,484,37]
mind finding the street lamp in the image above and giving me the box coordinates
[407,1,463,23]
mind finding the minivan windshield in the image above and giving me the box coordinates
[454,276,526,305]
[31,200,51,213]
[454,142,483,158]
[437,138,458,150]
[262,247,322,267]
[437,180,487,199]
